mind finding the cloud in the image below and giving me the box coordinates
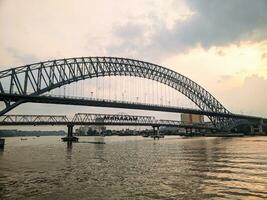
[1,0,267,122]
[178,0,267,47]
[5,48,38,66]
[218,75,233,83]
[221,75,267,116]
[109,0,267,59]
[2,0,267,64]
[107,22,149,59]
[262,53,267,60]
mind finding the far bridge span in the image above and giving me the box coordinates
[0,113,217,141]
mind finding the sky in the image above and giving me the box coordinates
[0,0,267,125]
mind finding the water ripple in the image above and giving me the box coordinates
[1,136,267,199]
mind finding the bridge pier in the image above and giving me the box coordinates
[61,124,79,142]
[152,126,163,140]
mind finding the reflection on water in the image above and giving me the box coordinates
[1,136,267,199]
[66,141,73,151]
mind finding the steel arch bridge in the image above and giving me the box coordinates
[0,57,232,129]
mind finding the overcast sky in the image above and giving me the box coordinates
[0,0,267,122]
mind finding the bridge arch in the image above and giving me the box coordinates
[0,57,230,128]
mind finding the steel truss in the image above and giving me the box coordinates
[0,113,215,130]
[0,57,232,129]
[0,114,69,125]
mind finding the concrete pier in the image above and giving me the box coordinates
[151,126,164,140]
[61,124,79,142]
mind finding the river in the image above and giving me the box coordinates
[1,136,267,199]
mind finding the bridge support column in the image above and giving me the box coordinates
[67,124,73,138]
[61,124,79,142]
[152,126,163,140]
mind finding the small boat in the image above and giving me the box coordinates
[20,138,27,141]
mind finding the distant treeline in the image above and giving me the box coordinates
[0,129,66,137]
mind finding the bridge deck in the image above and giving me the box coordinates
[0,93,264,121]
